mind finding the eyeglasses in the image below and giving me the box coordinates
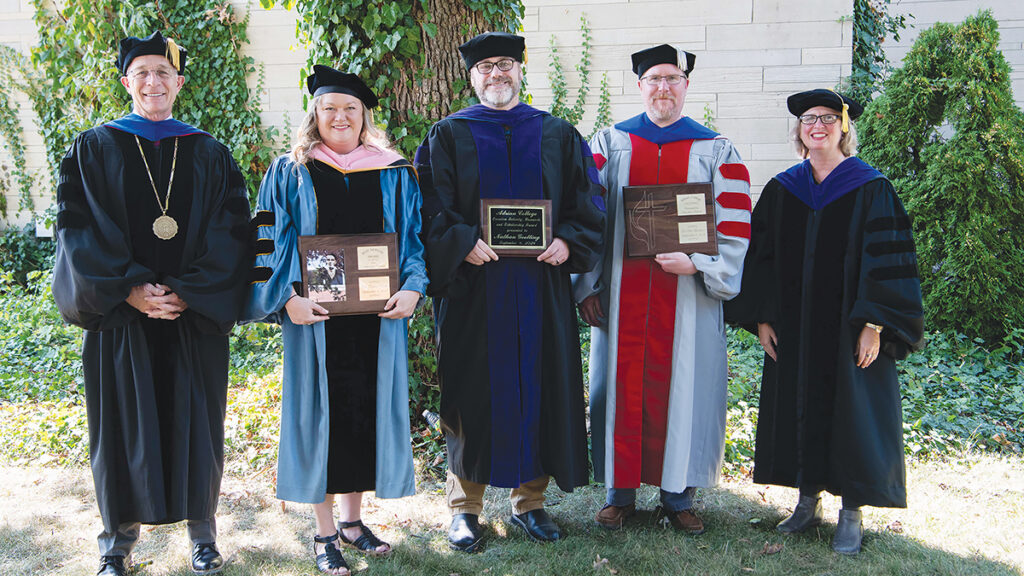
[641,74,685,86]
[798,113,840,125]
[474,59,516,74]
[127,67,176,81]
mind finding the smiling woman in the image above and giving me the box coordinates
[727,88,924,556]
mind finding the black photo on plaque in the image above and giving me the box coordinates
[479,198,553,257]
[623,182,718,258]
[298,233,399,316]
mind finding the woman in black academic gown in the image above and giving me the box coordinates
[245,66,427,575]
[727,89,924,555]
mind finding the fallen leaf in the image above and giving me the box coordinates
[742,568,754,572]
[749,517,762,525]
[594,555,609,569]
[760,541,784,555]
[887,520,904,533]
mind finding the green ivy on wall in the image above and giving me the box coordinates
[259,0,524,158]
[0,46,35,219]
[26,0,277,202]
[850,0,911,103]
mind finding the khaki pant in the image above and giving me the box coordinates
[446,470,549,516]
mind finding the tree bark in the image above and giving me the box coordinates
[392,0,491,124]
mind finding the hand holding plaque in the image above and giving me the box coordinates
[479,199,553,257]
[298,233,399,316]
[622,183,718,258]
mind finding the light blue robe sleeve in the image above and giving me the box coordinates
[244,156,304,323]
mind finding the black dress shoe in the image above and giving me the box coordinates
[97,555,128,576]
[191,542,225,574]
[448,513,484,553]
[510,508,561,542]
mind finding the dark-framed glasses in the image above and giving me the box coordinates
[474,59,516,74]
[798,113,841,125]
[641,74,684,86]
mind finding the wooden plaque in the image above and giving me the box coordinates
[622,183,718,257]
[479,198,553,256]
[298,233,399,316]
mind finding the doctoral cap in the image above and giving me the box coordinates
[118,31,187,75]
[458,32,526,70]
[631,44,695,78]
[787,88,864,133]
[306,65,379,109]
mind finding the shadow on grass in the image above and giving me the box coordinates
[7,474,1018,575]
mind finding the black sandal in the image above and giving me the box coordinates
[338,519,392,556]
[313,533,350,575]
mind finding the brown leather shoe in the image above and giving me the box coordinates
[657,506,705,535]
[594,503,636,529]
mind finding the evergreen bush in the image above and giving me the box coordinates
[858,11,1024,342]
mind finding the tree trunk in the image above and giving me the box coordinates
[392,0,491,124]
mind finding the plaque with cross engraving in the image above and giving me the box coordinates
[622,183,717,258]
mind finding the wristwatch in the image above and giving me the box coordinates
[865,322,883,334]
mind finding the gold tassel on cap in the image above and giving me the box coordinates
[165,38,181,71]
[828,88,850,133]
[522,45,528,65]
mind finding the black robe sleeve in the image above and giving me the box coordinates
[724,179,781,332]
[52,130,158,331]
[160,139,252,335]
[847,179,925,359]
[416,121,482,297]
[552,120,605,274]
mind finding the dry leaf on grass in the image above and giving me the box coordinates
[760,541,784,555]
[887,520,904,533]
[593,554,618,574]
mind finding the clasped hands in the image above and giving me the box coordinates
[126,282,188,320]
[464,238,570,266]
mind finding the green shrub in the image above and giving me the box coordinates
[858,11,1024,343]
[0,226,54,285]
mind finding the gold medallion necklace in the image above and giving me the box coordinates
[136,135,179,240]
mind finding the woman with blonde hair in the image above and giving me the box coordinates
[244,65,427,574]
[727,89,924,555]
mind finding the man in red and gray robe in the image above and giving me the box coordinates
[574,44,751,534]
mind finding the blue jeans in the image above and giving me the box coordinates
[607,486,697,513]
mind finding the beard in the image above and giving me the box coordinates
[645,95,681,124]
[474,73,521,109]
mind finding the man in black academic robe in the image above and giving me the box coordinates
[415,32,605,551]
[51,32,250,576]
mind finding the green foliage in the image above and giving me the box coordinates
[0,225,54,285]
[0,45,36,219]
[548,14,592,127]
[546,13,612,139]
[858,12,1024,342]
[900,330,1024,456]
[260,0,524,158]
[26,0,277,201]
[849,0,910,103]
[0,270,82,403]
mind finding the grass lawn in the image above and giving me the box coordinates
[2,452,1021,575]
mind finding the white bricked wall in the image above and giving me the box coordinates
[883,0,1023,110]
[18,2,1017,226]
[522,0,854,198]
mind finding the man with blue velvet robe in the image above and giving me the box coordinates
[415,32,605,551]
[51,32,250,576]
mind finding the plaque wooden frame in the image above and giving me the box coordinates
[622,183,718,258]
[479,198,553,257]
[298,233,399,316]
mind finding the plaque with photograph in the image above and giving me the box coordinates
[479,198,553,257]
[622,183,718,258]
[298,233,399,316]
